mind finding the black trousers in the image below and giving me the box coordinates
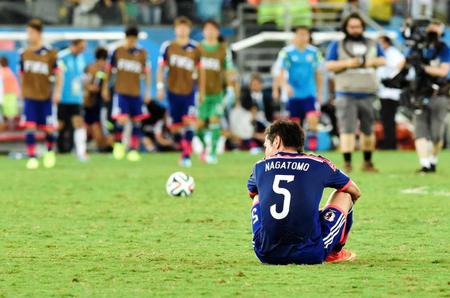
[380,98,399,149]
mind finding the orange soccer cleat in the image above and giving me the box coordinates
[325,249,357,263]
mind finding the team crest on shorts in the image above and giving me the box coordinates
[324,210,336,222]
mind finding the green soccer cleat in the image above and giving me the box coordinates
[113,143,126,160]
[126,150,141,162]
[26,157,39,170]
[43,151,56,169]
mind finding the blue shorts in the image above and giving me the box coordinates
[251,203,349,265]
[22,98,56,130]
[288,97,319,122]
[112,93,150,121]
[167,91,196,127]
[84,104,101,125]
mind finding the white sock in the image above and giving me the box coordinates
[420,157,431,168]
[429,155,438,165]
[74,128,87,157]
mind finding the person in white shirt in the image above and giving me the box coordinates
[377,36,405,149]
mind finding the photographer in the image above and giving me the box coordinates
[326,13,385,173]
[408,20,450,173]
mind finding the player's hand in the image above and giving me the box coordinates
[316,94,323,106]
[157,88,165,101]
[346,58,361,69]
[285,85,294,97]
[144,95,152,104]
[89,84,100,92]
[272,88,280,101]
[101,89,110,102]
[52,92,61,104]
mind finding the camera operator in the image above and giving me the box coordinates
[326,13,386,173]
[409,20,450,173]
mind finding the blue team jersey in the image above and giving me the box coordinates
[278,45,323,100]
[247,151,350,259]
[58,48,86,104]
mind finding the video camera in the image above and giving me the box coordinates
[382,19,446,112]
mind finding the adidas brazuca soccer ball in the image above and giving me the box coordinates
[166,172,195,197]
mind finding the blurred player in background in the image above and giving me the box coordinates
[275,26,323,151]
[103,26,151,162]
[84,47,112,151]
[248,120,361,264]
[57,39,88,161]
[20,19,62,169]
[157,16,200,168]
[326,13,385,173]
[197,19,235,164]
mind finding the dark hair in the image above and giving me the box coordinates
[71,38,84,46]
[250,72,262,83]
[95,47,108,60]
[174,16,192,28]
[342,12,365,34]
[203,19,220,30]
[293,25,311,34]
[379,35,392,46]
[0,56,8,67]
[125,26,139,37]
[27,19,43,32]
[265,120,305,153]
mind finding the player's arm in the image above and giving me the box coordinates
[143,52,151,103]
[247,166,258,200]
[315,51,324,105]
[18,52,24,100]
[338,180,361,203]
[224,47,237,104]
[424,62,449,78]
[52,54,63,104]
[275,49,294,98]
[323,160,361,203]
[365,43,386,68]
[325,41,360,72]
[102,50,116,102]
[198,63,206,104]
[156,41,170,101]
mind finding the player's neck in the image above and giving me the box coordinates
[29,41,42,50]
[295,43,307,51]
[176,37,189,46]
[277,147,299,154]
[204,39,218,46]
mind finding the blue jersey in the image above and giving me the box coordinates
[58,48,86,104]
[247,151,350,259]
[278,45,323,100]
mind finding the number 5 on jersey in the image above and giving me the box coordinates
[271,175,295,220]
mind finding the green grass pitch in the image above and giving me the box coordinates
[0,151,449,297]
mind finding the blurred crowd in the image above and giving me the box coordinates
[0,0,248,26]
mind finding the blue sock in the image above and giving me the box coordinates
[46,133,55,152]
[184,128,194,142]
[26,131,36,157]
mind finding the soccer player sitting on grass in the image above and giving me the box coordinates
[247,120,361,264]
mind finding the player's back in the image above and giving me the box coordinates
[249,151,349,263]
